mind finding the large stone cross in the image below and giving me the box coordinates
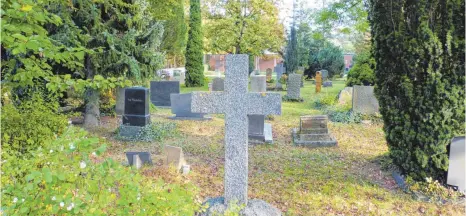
[191,55,281,205]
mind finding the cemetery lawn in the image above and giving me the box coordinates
[91,80,464,215]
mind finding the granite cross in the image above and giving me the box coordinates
[191,55,281,206]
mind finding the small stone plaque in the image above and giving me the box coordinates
[165,145,186,170]
[125,152,152,166]
[300,115,328,134]
[150,81,180,107]
[323,81,333,87]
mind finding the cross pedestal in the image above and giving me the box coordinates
[191,55,281,211]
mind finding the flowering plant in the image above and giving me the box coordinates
[1,127,201,215]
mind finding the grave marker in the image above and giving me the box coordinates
[248,75,273,143]
[315,71,322,93]
[285,73,302,100]
[292,115,338,147]
[274,63,284,90]
[150,81,180,107]
[266,68,273,82]
[165,145,187,170]
[212,77,224,91]
[115,87,126,115]
[447,136,465,193]
[352,85,379,114]
[169,93,211,120]
[191,55,281,214]
[125,152,153,166]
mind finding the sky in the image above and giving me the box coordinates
[279,0,329,28]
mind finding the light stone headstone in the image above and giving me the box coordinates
[165,145,187,170]
[212,77,224,91]
[447,136,465,193]
[133,154,142,169]
[286,74,302,100]
[115,87,126,115]
[191,55,281,213]
[352,85,379,114]
[338,87,353,105]
[173,70,185,85]
[292,115,337,147]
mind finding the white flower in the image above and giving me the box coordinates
[80,161,86,169]
[50,150,54,153]
[22,199,24,202]
[51,196,56,201]
[69,143,75,150]
[67,205,73,211]
[92,152,97,156]
[46,162,50,165]
[68,120,72,125]
[13,197,18,203]
[60,146,64,151]
[60,202,64,207]
[2,160,7,163]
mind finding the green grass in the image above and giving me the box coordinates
[91,78,464,215]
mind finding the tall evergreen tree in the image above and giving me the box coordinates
[370,0,465,182]
[185,0,204,87]
[53,0,164,127]
[161,0,188,67]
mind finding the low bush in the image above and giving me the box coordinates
[1,127,201,215]
[346,52,375,87]
[117,121,178,142]
[405,177,464,204]
[1,94,69,156]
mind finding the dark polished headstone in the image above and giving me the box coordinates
[248,115,265,141]
[123,87,150,127]
[212,78,224,91]
[125,152,153,165]
[150,81,180,107]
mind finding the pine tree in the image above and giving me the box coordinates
[185,0,205,87]
[53,0,165,127]
[370,0,465,182]
[285,23,298,74]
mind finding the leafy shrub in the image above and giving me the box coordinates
[346,52,375,86]
[1,95,68,156]
[323,106,363,124]
[100,89,116,116]
[117,121,178,142]
[1,127,201,215]
[266,78,275,83]
[279,74,288,84]
[370,0,465,182]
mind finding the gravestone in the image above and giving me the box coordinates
[169,93,210,120]
[125,152,153,166]
[266,68,273,82]
[115,87,126,115]
[172,70,185,85]
[292,115,338,147]
[320,70,329,80]
[352,85,379,114]
[150,81,180,107]
[192,55,281,215]
[212,77,224,91]
[315,71,322,93]
[248,75,273,143]
[274,63,284,90]
[323,81,333,87]
[165,145,187,170]
[447,136,465,193]
[285,73,302,100]
[208,82,213,91]
[338,87,353,105]
[119,87,150,137]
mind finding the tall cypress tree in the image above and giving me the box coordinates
[285,24,298,74]
[370,0,465,182]
[185,0,205,87]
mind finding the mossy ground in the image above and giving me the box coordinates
[90,80,465,215]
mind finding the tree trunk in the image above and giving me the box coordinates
[83,54,101,128]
